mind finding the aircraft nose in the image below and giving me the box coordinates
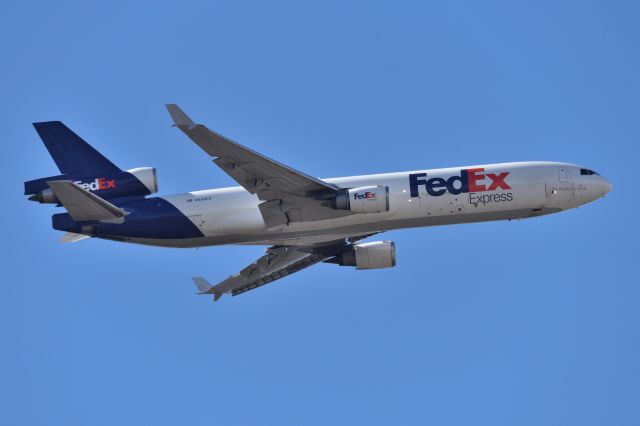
[598,176,612,196]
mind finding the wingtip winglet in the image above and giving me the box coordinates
[166,104,195,127]
[192,277,223,301]
[193,276,213,293]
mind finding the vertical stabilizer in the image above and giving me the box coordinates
[33,121,121,175]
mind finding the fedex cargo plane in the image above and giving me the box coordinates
[25,105,612,301]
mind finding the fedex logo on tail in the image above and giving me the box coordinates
[409,168,510,197]
[73,177,117,192]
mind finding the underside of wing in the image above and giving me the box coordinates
[220,249,327,297]
[193,234,380,301]
[192,246,334,301]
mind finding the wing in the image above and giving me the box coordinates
[166,104,351,228]
[193,235,376,301]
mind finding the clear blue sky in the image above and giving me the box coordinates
[1,1,638,425]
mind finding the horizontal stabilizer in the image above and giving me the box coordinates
[47,180,126,222]
[59,232,91,243]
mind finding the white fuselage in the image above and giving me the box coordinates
[127,161,611,248]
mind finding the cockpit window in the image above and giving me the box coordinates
[580,168,599,176]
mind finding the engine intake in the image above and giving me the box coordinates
[330,185,389,213]
[328,241,396,270]
[127,167,158,195]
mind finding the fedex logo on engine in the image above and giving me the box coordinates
[409,168,510,197]
[353,191,377,200]
[73,178,117,191]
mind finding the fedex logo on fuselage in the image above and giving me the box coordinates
[73,177,117,192]
[409,168,510,197]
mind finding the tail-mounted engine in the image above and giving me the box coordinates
[328,185,390,214]
[24,120,159,204]
[25,167,158,204]
[326,241,396,270]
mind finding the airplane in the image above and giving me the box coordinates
[25,105,612,301]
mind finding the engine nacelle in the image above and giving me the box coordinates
[26,167,158,204]
[126,167,158,195]
[330,185,389,213]
[329,241,396,270]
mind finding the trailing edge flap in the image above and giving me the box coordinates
[47,180,126,222]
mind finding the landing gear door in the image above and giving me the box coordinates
[558,167,568,182]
